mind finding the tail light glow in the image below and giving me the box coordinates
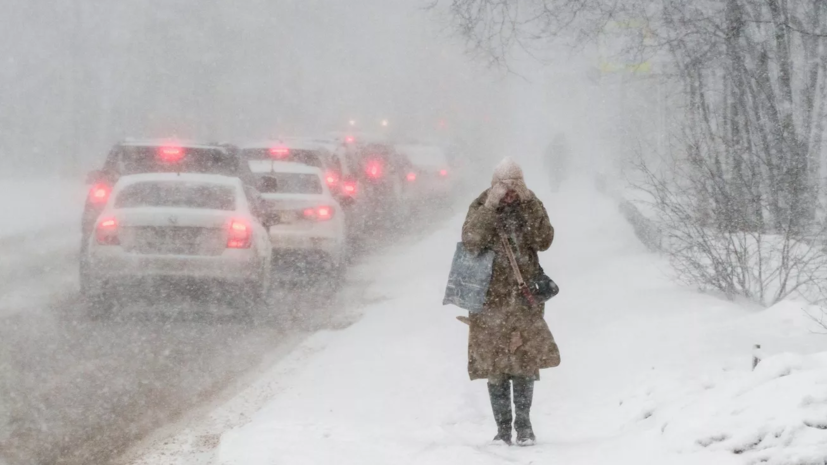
[269,146,289,159]
[342,180,357,195]
[317,206,332,220]
[366,161,383,178]
[158,146,184,163]
[406,172,417,182]
[303,206,335,221]
[439,169,448,177]
[88,183,111,205]
[344,136,355,144]
[227,219,252,248]
[324,171,339,187]
[95,218,119,245]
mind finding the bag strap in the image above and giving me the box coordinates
[499,232,537,305]
[499,232,525,286]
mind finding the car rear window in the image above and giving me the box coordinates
[256,173,323,194]
[118,147,239,176]
[115,182,236,210]
[241,149,324,169]
[356,144,399,168]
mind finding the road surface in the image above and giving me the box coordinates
[0,203,458,465]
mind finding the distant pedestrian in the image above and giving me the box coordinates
[543,133,569,191]
[461,158,560,446]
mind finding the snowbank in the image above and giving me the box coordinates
[140,177,827,465]
[666,351,827,463]
[613,348,827,465]
[0,177,86,315]
[0,177,86,238]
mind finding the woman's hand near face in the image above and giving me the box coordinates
[485,183,509,209]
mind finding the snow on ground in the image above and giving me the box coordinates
[130,177,827,465]
[0,178,86,238]
[0,177,86,315]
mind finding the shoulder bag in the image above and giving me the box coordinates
[498,232,559,306]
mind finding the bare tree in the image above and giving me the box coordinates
[441,0,827,305]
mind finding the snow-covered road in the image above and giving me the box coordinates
[0,179,87,316]
[0,184,461,465]
[123,178,827,465]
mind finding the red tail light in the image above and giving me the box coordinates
[344,136,355,144]
[342,180,357,196]
[317,206,333,220]
[158,146,184,163]
[269,146,289,159]
[95,218,119,245]
[88,183,111,205]
[227,219,252,248]
[439,169,448,177]
[406,172,417,182]
[303,206,335,221]
[324,171,339,188]
[366,161,383,178]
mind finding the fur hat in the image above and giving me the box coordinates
[491,157,531,200]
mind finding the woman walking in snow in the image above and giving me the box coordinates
[461,158,560,446]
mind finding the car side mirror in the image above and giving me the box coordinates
[260,211,279,228]
[86,170,105,185]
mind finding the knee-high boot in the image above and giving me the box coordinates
[512,376,536,445]
[487,379,513,445]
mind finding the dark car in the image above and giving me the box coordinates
[342,142,413,233]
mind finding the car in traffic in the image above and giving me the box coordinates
[396,143,455,203]
[82,140,256,249]
[303,135,373,239]
[81,173,272,317]
[248,160,348,281]
[342,141,412,234]
[238,139,342,192]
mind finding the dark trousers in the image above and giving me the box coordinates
[487,375,534,436]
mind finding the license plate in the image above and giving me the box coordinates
[279,211,299,223]
[135,227,204,255]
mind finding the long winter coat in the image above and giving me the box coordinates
[462,189,560,380]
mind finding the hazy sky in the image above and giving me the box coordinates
[0,1,516,174]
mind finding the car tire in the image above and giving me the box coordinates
[84,286,114,320]
[80,267,113,319]
[79,259,91,296]
[240,275,268,321]
[258,267,271,307]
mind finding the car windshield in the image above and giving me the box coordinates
[256,173,322,194]
[114,181,236,210]
[241,148,324,169]
[117,146,239,176]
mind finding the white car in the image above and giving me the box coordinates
[81,173,272,315]
[248,160,347,276]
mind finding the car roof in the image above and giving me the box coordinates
[118,139,228,151]
[247,160,323,175]
[239,138,329,152]
[114,173,244,188]
[326,131,388,144]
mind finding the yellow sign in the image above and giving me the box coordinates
[598,20,654,75]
